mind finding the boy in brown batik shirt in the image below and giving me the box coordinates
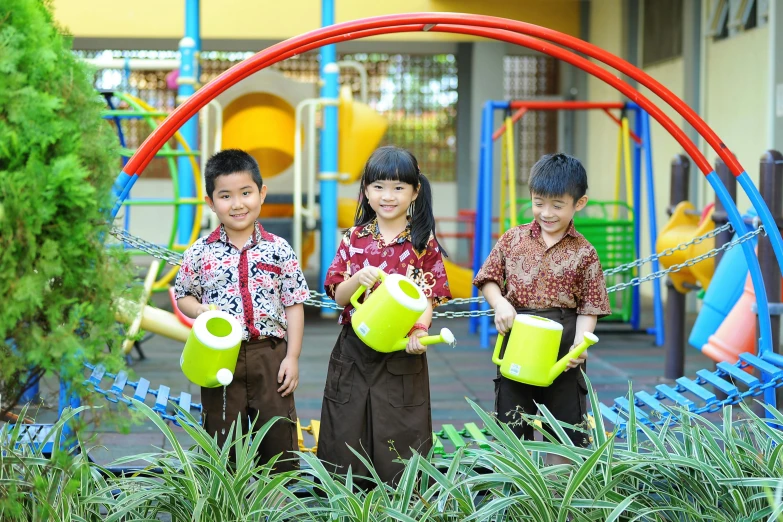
[473,153,611,451]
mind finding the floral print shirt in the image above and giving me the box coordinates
[324,219,451,325]
[473,220,611,317]
[174,221,310,340]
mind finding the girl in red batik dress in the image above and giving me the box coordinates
[316,146,451,487]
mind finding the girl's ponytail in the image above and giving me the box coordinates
[411,174,448,257]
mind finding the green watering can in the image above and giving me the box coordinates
[492,314,599,387]
[350,270,456,352]
[180,305,243,388]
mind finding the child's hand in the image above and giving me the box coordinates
[564,340,589,371]
[493,298,516,334]
[356,266,383,289]
[195,304,213,316]
[277,356,299,397]
[405,328,428,355]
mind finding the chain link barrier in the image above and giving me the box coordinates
[110,223,764,319]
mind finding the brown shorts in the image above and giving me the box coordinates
[316,325,432,487]
[200,337,299,472]
[494,308,589,447]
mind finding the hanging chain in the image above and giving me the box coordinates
[602,222,734,277]
[109,224,764,319]
[605,226,763,294]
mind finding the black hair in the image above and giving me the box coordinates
[528,153,588,202]
[354,146,447,255]
[204,149,263,198]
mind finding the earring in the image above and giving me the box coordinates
[408,202,415,217]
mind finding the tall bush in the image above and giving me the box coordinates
[0,0,130,417]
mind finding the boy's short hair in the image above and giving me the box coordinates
[528,153,588,202]
[204,149,263,198]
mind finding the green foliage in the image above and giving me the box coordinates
[5,384,783,520]
[0,0,131,414]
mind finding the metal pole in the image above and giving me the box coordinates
[758,150,783,407]
[319,0,339,302]
[664,154,689,380]
[176,0,200,244]
[713,157,737,265]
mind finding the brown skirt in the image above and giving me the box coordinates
[316,325,433,487]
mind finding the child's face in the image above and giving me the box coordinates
[205,171,266,238]
[530,192,587,240]
[363,179,418,224]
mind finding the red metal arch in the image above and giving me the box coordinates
[123,13,741,180]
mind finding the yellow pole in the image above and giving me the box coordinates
[621,116,634,210]
[505,114,518,228]
[499,126,507,235]
[613,121,623,220]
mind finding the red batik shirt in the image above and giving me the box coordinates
[473,220,611,317]
[324,219,452,325]
[174,221,310,340]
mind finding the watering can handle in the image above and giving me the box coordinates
[349,269,386,309]
[492,332,506,366]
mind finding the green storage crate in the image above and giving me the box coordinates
[511,199,635,322]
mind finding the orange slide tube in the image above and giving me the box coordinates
[701,274,783,364]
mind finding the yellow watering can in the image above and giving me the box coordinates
[180,305,243,388]
[492,314,599,387]
[350,271,456,353]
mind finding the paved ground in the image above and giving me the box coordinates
[16,295,716,466]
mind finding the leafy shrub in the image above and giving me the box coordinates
[0,0,131,416]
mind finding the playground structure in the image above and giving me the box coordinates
[106,12,783,423]
[471,100,663,349]
[10,10,783,453]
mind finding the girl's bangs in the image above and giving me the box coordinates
[363,148,419,186]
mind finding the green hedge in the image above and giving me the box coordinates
[0,0,130,415]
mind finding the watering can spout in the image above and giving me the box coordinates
[392,328,456,351]
[548,332,599,382]
[216,368,233,386]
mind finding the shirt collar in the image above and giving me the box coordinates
[206,221,274,245]
[356,218,412,245]
[528,220,579,241]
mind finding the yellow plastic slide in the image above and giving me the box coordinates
[443,259,475,299]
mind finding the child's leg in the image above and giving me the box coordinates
[371,349,432,485]
[495,370,537,440]
[540,309,589,449]
[201,342,251,449]
[317,326,373,484]
[245,337,300,473]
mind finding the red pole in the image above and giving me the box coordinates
[122,13,739,179]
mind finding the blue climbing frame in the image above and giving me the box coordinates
[469,100,664,349]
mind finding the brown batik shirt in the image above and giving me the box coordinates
[473,220,611,317]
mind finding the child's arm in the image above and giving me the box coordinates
[480,282,517,334]
[333,266,384,306]
[277,303,304,397]
[405,299,433,354]
[176,295,211,319]
[565,314,598,371]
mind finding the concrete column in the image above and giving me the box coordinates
[456,41,505,259]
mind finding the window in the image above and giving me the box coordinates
[642,0,684,67]
[708,0,767,40]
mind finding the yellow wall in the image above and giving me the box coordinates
[52,0,580,41]
[700,26,770,213]
[584,0,623,200]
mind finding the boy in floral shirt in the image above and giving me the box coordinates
[175,149,309,472]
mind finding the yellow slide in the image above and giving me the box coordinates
[116,298,191,344]
[444,259,476,299]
